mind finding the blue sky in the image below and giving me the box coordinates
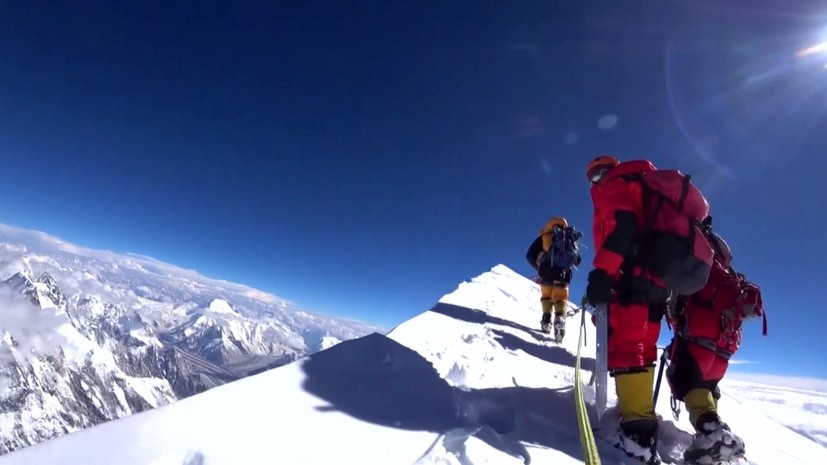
[1,2,826,378]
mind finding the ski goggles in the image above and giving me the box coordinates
[588,167,611,185]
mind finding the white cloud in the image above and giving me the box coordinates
[0,223,109,259]
[244,290,280,304]
[726,372,827,393]
[0,222,295,308]
[728,359,756,365]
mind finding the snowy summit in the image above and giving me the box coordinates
[207,299,238,316]
[2,265,825,465]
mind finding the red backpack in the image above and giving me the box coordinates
[678,260,766,356]
[674,232,767,356]
[703,231,767,334]
[624,169,715,295]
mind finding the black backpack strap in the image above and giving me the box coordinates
[676,174,691,212]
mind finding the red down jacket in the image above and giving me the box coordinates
[590,159,662,285]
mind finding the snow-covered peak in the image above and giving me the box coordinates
[3,270,34,293]
[318,335,342,351]
[2,264,824,465]
[2,270,66,312]
[207,299,238,317]
[32,272,67,310]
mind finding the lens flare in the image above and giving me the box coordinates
[796,41,827,58]
[665,27,827,188]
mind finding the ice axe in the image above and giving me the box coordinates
[593,303,608,420]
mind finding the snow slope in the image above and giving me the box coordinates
[1,265,825,465]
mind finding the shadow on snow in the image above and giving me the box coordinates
[430,302,547,343]
[301,330,605,463]
[491,329,595,372]
[431,302,596,371]
[299,302,679,463]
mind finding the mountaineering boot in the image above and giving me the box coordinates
[540,311,552,334]
[552,300,566,342]
[553,314,565,342]
[684,387,718,431]
[683,411,746,465]
[612,368,660,464]
[612,419,661,464]
[540,300,553,334]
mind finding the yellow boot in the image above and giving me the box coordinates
[553,300,567,316]
[615,367,656,422]
[685,388,717,431]
[683,388,746,463]
[549,285,569,342]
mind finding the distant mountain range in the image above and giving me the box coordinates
[0,223,382,454]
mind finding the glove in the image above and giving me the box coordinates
[580,294,590,310]
[586,268,614,307]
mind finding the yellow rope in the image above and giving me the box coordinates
[575,309,601,465]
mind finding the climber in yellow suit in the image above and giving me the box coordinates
[525,217,582,341]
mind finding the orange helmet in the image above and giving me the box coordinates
[547,216,568,228]
[586,155,620,184]
[541,216,568,235]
